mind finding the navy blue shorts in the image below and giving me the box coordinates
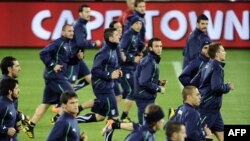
[114,81,122,96]
[67,61,90,83]
[92,92,119,118]
[119,71,134,100]
[42,79,73,104]
[200,112,224,132]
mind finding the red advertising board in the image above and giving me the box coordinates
[0,2,249,48]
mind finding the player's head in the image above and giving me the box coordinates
[127,0,135,11]
[148,37,163,56]
[109,21,123,39]
[182,86,201,107]
[208,42,226,62]
[135,0,146,14]
[196,14,208,32]
[104,28,120,44]
[200,36,211,57]
[60,91,79,115]
[144,104,165,131]
[164,121,186,141]
[130,16,142,32]
[0,78,19,100]
[62,23,74,39]
[78,4,91,21]
[0,56,21,78]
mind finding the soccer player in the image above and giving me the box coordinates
[133,37,166,124]
[179,37,211,86]
[0,78,20,141]
[69,4,101,91]
[124,104,165,141]
[124,0,146,41]
[191,43,234,141]
[24,23,78,138]
[182,14,211,69]
[164,121,186,141]
[47,91,87,141]
[0,56,30,140]
[119,16,143,122]
[168,86,213,141]
[76,28,121,141]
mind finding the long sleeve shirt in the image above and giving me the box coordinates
[40,36,75,80]
[74,18,96,50]
[170,103,206,141]
[91,41,119,94]
[119,28,141,71]
[191,59,231,112]
[0,96,17,141]
[47,112,80,141]
[179,54,209,86]
[133,52,161,100]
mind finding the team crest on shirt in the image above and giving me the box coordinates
[72,128,76,132]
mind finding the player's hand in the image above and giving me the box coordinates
[204,124,213,139]
[160,86,166,94]
[7,127,16,136]
[95,40,102,47]
[159,80,168,86]
[120,52,126,62]
[227,82,234,90]
[53,65,63,73]
[80,130,88,141]
[111,70,121,79]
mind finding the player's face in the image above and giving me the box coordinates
[9,60,21,78]
[62,25,74,39]
[110,31,120,44]
[114,22,123,39]
[127,0,135,11]
[175,125,187,141]
[135,2,146,14]
[64,97,79,116]
[191,88,201,107]
[155,118,164,131]
[11,83,20,100]
[217,45,226,62]
[80,7,91,21]
[151,41,163,56]
[201,45,209,57]
[197,20,208,32]
[131,21,142,32]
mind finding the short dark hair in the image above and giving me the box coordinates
[62,23,73,31]
[60,91,78,104]
[165,121,184,138]
[208,42,222,59]
[78,4,90,13]
[0,56,17,75]
[144,104,164,127]
[104,28,116,42]
[197,14,208,23]
[134,0,144,7]
[109,21,119,28]
[148,37,161,48]
[182,85,196,100]
[0,78,18,96]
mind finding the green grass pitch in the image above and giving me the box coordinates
[0,48,250,141]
